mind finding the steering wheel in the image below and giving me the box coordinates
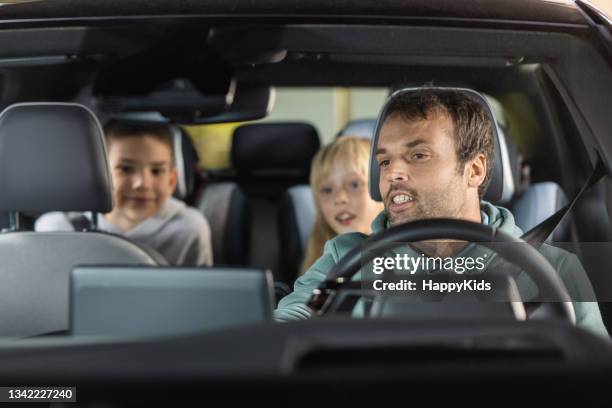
[307,219,575,323]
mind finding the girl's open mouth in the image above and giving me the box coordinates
[335,211,356,226]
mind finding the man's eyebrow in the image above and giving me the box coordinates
[150,161,170,166]
[405,138,428,148]
[375,138,429,155]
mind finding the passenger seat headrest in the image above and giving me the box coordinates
[231,122,320,175]
[0,103,113,212]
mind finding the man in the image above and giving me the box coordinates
[36,121,213,267]
[275,88,608,337]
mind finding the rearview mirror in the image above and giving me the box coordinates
[98,81,274,125]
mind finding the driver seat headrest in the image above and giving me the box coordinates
[0,103,113,213]
[369,87,514,204]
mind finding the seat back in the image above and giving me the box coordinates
[500,126,571,242]
[229,122,320,279]
[172,126,251,265]
[511,182,570,242]
[277,185,317,283]
[0,233,157,337]
[198,182,250,265]
[0,103,160,337]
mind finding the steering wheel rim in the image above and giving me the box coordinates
[308,219,575,322]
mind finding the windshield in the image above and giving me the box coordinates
[0,3,611,404]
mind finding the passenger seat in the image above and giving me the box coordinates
[170,126,251,266]
[0,103,161,337]
[229,122,320,283]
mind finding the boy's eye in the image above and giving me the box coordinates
[349,180,361,190]
[151,167,166,176]
[379,159,390,168]
[319,186,333,195]
[117,164,134,174]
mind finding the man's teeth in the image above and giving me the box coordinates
[392,194,413,204]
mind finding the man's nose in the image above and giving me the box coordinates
[387,160,409,181]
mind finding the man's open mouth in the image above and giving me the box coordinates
[388,192,415,212]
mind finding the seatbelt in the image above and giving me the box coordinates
[520,153,607,248]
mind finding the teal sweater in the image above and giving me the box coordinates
[275,202,609,337]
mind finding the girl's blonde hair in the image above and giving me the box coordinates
[300,136,373,274]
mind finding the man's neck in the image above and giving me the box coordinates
[463,203,483,224]
[411,200,483,258]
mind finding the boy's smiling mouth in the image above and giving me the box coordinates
[125,195,156,203]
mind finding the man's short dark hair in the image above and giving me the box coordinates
[103,120,175,162]
[384,88,494,198]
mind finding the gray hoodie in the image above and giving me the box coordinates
[35,197,213,267]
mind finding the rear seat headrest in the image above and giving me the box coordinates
[337,118,377,139]
[231,122,320,175]
[0,103,113,212]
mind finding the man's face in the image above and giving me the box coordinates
[376,112,471,225]
[106,135,177,228]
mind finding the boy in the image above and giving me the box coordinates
[36,121,213,267]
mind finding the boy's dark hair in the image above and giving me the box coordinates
[103,120,175,163]
[384,88,494,198]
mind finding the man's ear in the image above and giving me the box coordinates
[466,153,486,190]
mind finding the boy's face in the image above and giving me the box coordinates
[106,135,177,228]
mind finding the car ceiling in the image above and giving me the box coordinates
[0,0,588,26]
[0,3,608,164]
[0,20,600,99]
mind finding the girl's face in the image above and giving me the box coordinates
[316,166,384,235]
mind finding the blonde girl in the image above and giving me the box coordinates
[300,136,383,274]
